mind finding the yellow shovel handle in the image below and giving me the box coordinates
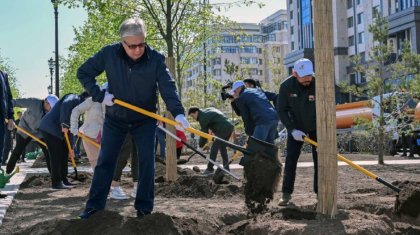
[77,132,100,149]
[64,131,77,168]
[303,136,377,179]
[114,99,214,141]
[15,125,47,148]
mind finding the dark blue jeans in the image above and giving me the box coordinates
[252,120,278,144]
[155,128,166,160]
[0,122,5,164]
[85,116,157,214]
[282,131,318,194]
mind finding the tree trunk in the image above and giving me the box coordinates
[313,0,338,218]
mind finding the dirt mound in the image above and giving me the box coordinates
[16,210,218,235]
[394,182,420,221]
[243,152,281,214]
[155,175,242,198]
[155,162,196,180]
[222,208,394,235]
[20,175,51,188]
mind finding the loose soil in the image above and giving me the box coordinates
[2,154,420,234]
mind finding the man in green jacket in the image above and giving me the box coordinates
[188,107,234,176]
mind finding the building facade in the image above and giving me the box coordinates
[184,10,289,93]
[285,0,420,102]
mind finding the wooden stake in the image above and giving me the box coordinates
[313,0,338,217]
[165,57,178,182]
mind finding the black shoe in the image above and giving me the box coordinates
[62,181,76,188]
[51,183,71,190]
[137,210,151,219]
[78,208,99,219]
[401,153,407,157]
[408,154,415,159]
[0,193,8,198]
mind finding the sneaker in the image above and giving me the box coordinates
[137,210,151,219]
[131,184,138,198]
[109,186,129,200]
[202,169,214,176]
[278,193,292,206]
[78,208,98,219]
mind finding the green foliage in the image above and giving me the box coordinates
[0,50,21,98]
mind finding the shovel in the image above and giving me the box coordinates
[14,125,47,148]
[157,125,239,180]
[304,137,400,193]
[213,150,243,184]
[177,142,211,164]
[63,124,81,181]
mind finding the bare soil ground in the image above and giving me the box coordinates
[1,153,420,235]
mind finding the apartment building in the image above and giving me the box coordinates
[285,0,420,102]
[184,10,289,92]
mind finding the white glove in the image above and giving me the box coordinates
[70,127,79,136]
[102,91,114,106]
[291,129,306,142]
[175,114,190,131]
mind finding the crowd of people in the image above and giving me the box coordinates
[2,16,410,220]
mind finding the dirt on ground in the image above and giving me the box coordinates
[2,154,420,235]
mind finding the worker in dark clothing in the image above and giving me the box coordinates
[188,107,234,176]
[230,81,279,144]
[39,92,90,190]
[277,58,317,206]
[77,18,188,219]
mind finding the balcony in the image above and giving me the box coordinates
[387,6,420,35]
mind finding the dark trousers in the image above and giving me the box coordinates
[155,128,166,160]
[2,129,12,164]
[85,117,156,214]
[6,133,51,174]
[207,130,232,171]
[252,120,278,144]
[41,131,68,187]
[401,133,414,156]
[0,123,5,164]
[113,134,138,182]
[282,131,318,194]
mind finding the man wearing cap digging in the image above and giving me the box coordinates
[77,18,189,219]
[230,80,279,144]
[277,58,317,206]
[6,95,59,175]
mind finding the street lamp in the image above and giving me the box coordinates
[51,0,60,97]
[48,57,54,94]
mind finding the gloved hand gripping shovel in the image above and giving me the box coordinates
[62,124,81,182]
[157,125,239,180]
[304,137,400,193]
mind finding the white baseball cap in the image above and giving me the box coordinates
[293,58,314,77]
[45,94,59,108]
[229,80,245,95]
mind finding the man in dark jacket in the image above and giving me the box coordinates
[77,18,189,219]
[230,81,279,144]
[0,70,15,166]
[39,92,89,190]
[188,107,234,176]
[6,95,58,174]
[276,58,317,206]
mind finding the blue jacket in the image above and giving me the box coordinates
[39,94,86,139]
[236,88,279,135]
[0,71,14,120]
[77,43,184,123]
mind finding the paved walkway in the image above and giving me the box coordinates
[0,158,419,225]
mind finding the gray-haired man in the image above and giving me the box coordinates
[77,18,189,219]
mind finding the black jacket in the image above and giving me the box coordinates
[0,71,14,120]
[276,76,316,133]
[236,88,279,135]
[39,94,86,139]
[197,108,234,147]
[77,43,184,123]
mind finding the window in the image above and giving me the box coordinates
[359,72,366,83]
[347,0,353,9]
[259,59,263,65]
[359,52,366,63]
[240,35,253,43]
[291,41,295,50]
[372,5,381,18]
[358,32,365,44]
[221,46,238,53]
[350,73,356,85]
[290,10,293,20]
[257,48,262,54]
[253,35,262,43]
[223,36,236,43]
[240,57,258,64]
[348,35,355,46]
[268,34,276,41]
[240,46,257,53]
[357,13,364,24]
[291,26,294,35]
[212,57,221,65]
[357,0,362,5]
[347,16,354,28]
[213,69,221,76]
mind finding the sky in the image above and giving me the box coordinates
[0,0,286,98]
